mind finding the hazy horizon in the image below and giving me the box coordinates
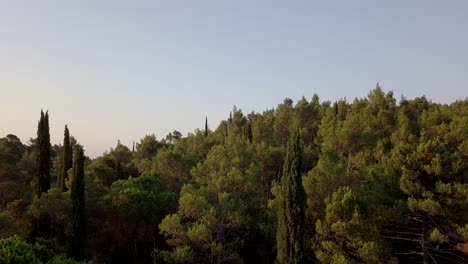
[1,1,467,157]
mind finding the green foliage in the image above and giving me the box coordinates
[158,184,245,263]
[107,141,138,179]
[133,134,165,173]
[303,150,347,222]
[98,173,177,263]
[0,134,25,165]
[0,236,86,264]
[108,173,176,223]
[429,228,448,244]
[28,187,71,245]
[85,156,120,186]
[251,109,275,145]
[30,111,52,242]
[314,187,396,264]
[33,110,51,199]
[58,125,72,192]
[0,212,21,238]
[276,131,306,264]
[151,147,197,193]
[69,146,86,260]
[1,87,467,263]
[0,137,28,207]
[159,132,271,263]
[274,98,294,145]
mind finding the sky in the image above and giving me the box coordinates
[1,0,467,157]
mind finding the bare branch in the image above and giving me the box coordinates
[394,252,422,255]
[428,247,468,262]
[383,236,421,242]
[426,250,438,264]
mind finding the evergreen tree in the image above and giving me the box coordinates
[58,125,72,191]
[205,117,208,138]
[69,146,86,260]
[30,110,52,241]
[276,131,306,264]
[33,110,51,198]
[274,98,294,145]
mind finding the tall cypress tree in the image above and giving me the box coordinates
[69,146,86,260]
[205,117,208,138]
[276,131,306,264]
[33,110,51,198]
[59,125,72,191]
[30,110,52,241]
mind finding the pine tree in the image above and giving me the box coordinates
[69,146,86,260]
[33,110,51,198]
[276,131,306,264]
[205,117,208,138]
[58,125,72,191]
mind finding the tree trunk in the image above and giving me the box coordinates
[422,223,430,264]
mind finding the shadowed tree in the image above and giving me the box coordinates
[58,125,72,191]
[68,146,86,261]
[276,131,306,264]
[205,117,208,138]
[30,110,52,241]
[33,110,51,198]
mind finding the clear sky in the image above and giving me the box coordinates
[1,0,467,157]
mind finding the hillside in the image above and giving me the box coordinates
[1,86,467,263]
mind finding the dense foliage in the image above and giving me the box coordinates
[69,146,86,260]
[276,131,306,264]
[0,86,467,263]
[58,125,72,192]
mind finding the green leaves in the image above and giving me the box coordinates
[1,87,467,263]
[314,187,396,264]
[407,198,441,215]
[108,173,176,222]
[158,183,245,263]
[275,131,306,264]
[0,212,20,239]
[0,236,86,264]
[28,187,71,222]
[177,184,212,220]
[429,228,448,244]
[69,146,86,260]
[33,110,51,199]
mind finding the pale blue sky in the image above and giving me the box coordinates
[1,1,467,157]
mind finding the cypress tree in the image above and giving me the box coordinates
[205,117,208,138]
[33,110,51,198]
[30,110,52,241]
[276,131,306,264]
[69,146,86,260]
[59,125,72,191]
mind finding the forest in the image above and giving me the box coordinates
[0,86,467,264]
